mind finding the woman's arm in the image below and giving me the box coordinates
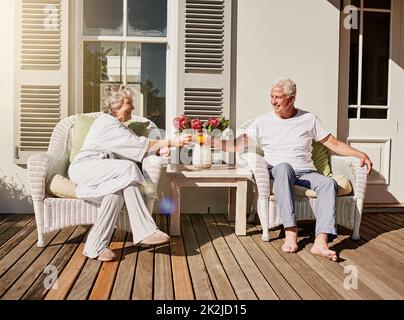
[147,134,193,153]
[320,134,373,175]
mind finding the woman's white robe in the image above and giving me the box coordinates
[68,114,149,201]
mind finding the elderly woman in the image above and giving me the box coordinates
[69,85,191,262]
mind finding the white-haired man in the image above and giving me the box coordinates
[216,78,372,261]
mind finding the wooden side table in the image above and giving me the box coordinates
[166,164,252,237]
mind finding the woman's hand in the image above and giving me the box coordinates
[171,134,193,147]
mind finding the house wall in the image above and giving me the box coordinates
[163,0,342,214]
[0,0,342,214]
[235,0,341,134]
[0,0,33,213]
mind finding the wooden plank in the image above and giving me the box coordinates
[66,228,117,301]
[235,233,301,300]
[189,215,236,300]
[0,220,36,260]
[363,216,404,242]
[366,214,404,240]
[0,229,60,297]
[345,227,404,270]
[301,237,383,300]
[0,214,25,233]
[22,226,89,300]
[385,213,404,223]
[364,204,404,208]
[132,231,154,300]
[201,215,257,300]
[250,228,323,300]
[154,214,174,300]
[0,215,33,247]
[66,259,102,300]
[170,235,195,300]
[293,239,363,300]
[257,227,342,300]
[110,233,138,300]
[360,224,404,255]
[44,242,88,300]
[180,214,215,300]
[89,229,127,300]
[363,217,404,249]
[212,215,278,300]
[1,227,76,299]
[0,215,13,227]
[0,228,41,278]
[331,230,404,299]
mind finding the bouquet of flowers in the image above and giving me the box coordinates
[173,115,230,133]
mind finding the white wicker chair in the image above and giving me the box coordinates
[27,112,163,247]
[237,119,367,242]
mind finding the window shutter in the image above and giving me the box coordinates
[177,0,231,121]
[14,0,68,164]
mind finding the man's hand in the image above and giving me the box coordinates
[360,154,373,176]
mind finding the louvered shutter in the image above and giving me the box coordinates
[14,0,68,164]
[177,0,231,121]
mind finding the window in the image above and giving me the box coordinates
[81,0,168,129]
[348,0,391,119]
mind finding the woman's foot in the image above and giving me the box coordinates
[139,230,170,246]
[311,234,338,262]
[282,227,299,253]
[97,248,117,262]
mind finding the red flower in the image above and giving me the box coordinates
[191,118,203,131]
[205,117,220,130]
[173,115,191,131]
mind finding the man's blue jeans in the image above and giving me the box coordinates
[270,163,338,240]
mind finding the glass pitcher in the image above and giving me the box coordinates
[192,131,212,169]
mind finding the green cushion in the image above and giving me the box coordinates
[312,141,332,177]
[69,115,151,163]
[125,120,151,138]
[69,115,96,163]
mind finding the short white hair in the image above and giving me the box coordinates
[272,78,297,97]
[102,84,134,114]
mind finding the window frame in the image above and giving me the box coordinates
[72,0,178,134]
[348,0,393,120]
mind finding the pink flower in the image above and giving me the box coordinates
[173,115,191,131]
[205,117,220,129]
[191,118,203,131]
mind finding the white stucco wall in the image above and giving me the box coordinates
[0,0,33,213]
[0,0,342,214]
[236,0,341,135]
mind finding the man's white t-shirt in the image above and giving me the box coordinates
[246,109,330,172]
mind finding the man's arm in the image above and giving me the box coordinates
[320,134,373,175]
[211,134,251,153]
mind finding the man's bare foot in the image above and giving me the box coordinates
[311,234,338,262]
[282,227,299,253]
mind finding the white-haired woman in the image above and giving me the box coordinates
[69,85,192,261]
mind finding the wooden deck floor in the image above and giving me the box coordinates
[0,212,403,300]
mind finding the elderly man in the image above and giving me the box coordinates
[217,78,372,261]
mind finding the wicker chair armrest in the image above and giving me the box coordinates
[240,152,270,198]
[27,153,51,201]
[330,155,367,199]
[142,154,163,198]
